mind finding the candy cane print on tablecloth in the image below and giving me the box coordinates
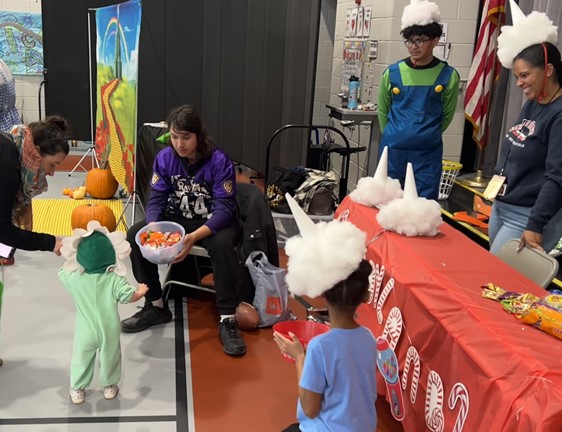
[337,209,350,222]
[401,345,421,404]
[425,370,445,432]
[366,261,376,304]
[448,383,469,432]
[367,261,384,305]
[377,277,394,324]
[381,306,403,350]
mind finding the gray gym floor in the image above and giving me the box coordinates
[0,170,194,431]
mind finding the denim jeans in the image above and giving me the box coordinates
[489,200,562,254]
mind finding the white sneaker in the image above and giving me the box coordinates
[103,384,119,400]
[69,388,85,404]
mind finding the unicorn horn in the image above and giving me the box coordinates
[403,163,418,200]
[374,146,389,181]
[285,193,317,237]
[508,0,526,26]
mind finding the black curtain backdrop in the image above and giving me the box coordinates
[41,0,320,176]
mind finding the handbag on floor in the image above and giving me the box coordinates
[266,166,307,214]
[246,251,292,327]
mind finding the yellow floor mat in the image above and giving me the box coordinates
[31,198,126,236]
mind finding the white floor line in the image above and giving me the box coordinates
[183,299,196,432]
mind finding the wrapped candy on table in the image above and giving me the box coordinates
[537,292,562,313]
[482,283,562,341]
[518,303,562,340]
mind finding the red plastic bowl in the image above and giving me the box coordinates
[273,320,330,362]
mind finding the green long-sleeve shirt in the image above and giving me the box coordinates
[378,57,460,133]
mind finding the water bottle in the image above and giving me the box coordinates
[348,75,360,110]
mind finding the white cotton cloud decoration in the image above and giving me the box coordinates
[401,0,441,29]
[376,163,442,237]
[350,147,404,208]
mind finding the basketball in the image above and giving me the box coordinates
[235,302,259,330]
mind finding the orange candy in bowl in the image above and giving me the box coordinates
[135,221,185,265]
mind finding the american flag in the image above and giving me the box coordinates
[464,0,506,149]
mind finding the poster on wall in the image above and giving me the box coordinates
[0,11,43,75]
[356,7,364,39]
[363,6,372,38]
[350,8,357,37]
[94,0,141,194]
[341,41,365,92]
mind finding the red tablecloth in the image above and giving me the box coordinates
[336,197,562,432]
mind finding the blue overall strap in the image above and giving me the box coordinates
[388,61,404,88]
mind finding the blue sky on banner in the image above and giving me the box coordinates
[96,0,141,82]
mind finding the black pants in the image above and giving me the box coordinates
[281,424,300,432]
[128,215,241,315]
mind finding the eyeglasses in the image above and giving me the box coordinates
[403,38,431,48]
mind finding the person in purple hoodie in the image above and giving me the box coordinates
[121,104,246,356]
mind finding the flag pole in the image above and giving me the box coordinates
[461,6,504,189]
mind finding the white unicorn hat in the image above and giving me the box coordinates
[284,193,367,298]
[497,0,558,69]
[401,0,441,30]
[349,147,404,207]
[374,146,389,181]
[403,162,418,199]
[376,163,443,237]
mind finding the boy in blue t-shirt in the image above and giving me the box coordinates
[273,195,377,432]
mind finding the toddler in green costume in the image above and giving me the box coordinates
[58,220,148,404]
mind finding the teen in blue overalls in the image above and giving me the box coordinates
[378,1,459,200]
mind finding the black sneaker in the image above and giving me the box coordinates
[121,303,173,333]
[218,318,247,356]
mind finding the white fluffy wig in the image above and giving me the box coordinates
[401,0,441,29]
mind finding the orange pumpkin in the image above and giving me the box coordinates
[85,168,119,199]
[71,203,117,232]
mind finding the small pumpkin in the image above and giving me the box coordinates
[86,167,118,199]
[62,187,72,196]
[72,188,86,200]
[71,203,117,232]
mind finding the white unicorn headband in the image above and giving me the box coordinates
[284,194,367,298]
[497,0,558,69]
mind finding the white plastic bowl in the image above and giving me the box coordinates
[135,221,185,265]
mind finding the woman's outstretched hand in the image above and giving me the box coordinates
[53,236,63,256]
